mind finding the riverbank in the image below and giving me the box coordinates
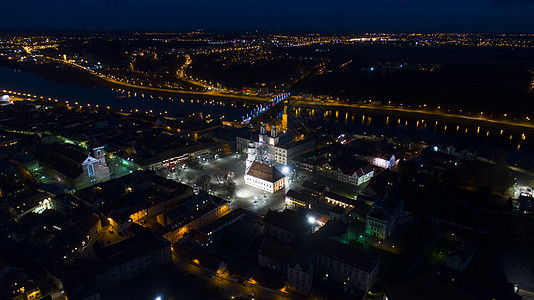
[0,57,270,103]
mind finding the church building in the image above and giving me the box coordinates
[244,141,285,193]
[44,142,111,190]
[236,122,315,167]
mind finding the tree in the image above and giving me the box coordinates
[185,157,200,169]
[493,163,515,198]
[195,174,212,191]
[185,172,195,183]
[222,180,236,199]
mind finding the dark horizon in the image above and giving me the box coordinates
[2,0,534,33]
[1,28,534,35]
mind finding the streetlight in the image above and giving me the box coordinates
[281,166,290,175]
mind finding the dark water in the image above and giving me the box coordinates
[0,65,255,120]
[1,64,532,165]
[289,107,534,165]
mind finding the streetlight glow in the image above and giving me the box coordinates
[282,166,290,174]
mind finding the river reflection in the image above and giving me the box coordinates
[0,66,256,121]
[289,106,531,158]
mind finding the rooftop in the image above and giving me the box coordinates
[48,142,88,165]
[198,207,248,235]
[324,191,359,207]
[307,234,379,272]
[263,209,311,236]
[247,161,285,183]
[301,180,327,193]
[260,238,300,264]
[285,189,313,204]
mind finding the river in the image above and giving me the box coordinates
[1,64,532,169]
[287,106,534,167]
[0,65,256,121]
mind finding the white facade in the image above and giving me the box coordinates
[244,173,285,193]
[287,264,313,295]
[0,95,13,106]
[366,218,389,240]
[258,123,279,146]
[82,155,109,184]
[357,171,374,185]
[246,141,256,172]
[318,163,374,186]
[368,155,398,169]
[337,167,374,186]
[237,128,314,167]
[366,198,405,240]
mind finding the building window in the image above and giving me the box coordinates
[88,163,95,176]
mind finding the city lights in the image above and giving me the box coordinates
[1,23,534,300]
[282,166,290,174]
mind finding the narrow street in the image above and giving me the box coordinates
[172,252,294,300]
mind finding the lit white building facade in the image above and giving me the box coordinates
[337,166,374,186]
[244,141,286,193]
[0,95,14,106]
[236,123,315,167]
[245,161,285,193]
[317,163,374,186]
[367,155,398,169]
[365,198,405,240]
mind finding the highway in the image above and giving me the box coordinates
[175,54,234,93]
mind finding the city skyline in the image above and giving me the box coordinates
[1,5,534,299]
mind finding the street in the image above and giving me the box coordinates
[172,252,295,300]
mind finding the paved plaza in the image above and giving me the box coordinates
[168,154,288,215]
[161,153,368,215]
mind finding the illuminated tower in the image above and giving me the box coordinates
[246,141,256,173]
[269,124,279,146]
[282,105,288,132]
[259,123,267,144]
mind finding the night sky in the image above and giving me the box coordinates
[2,0,534,32]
